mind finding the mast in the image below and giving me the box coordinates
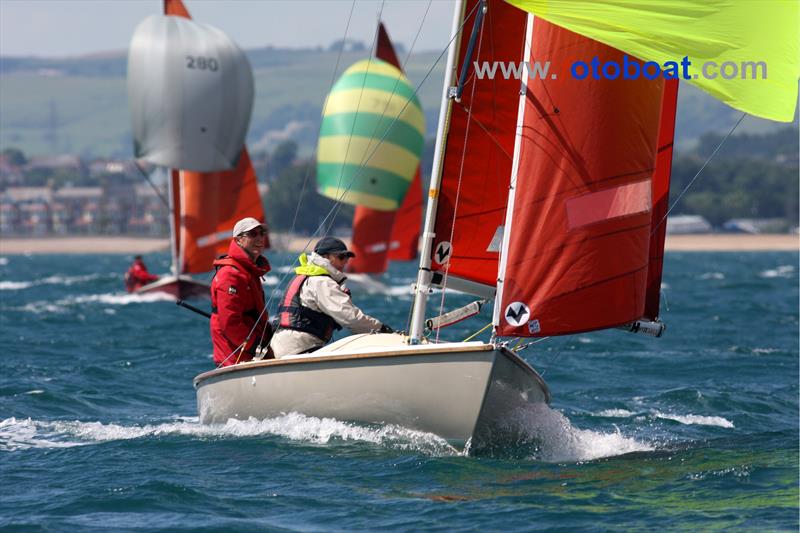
[167,169,179,277]
[492,12,534,332]
[408,0,466,343]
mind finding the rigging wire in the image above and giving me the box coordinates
[651,112,747,235]
[334,1,386,202]
[133,161,170,211]
[260,0,358,318]
[463,322,492,342]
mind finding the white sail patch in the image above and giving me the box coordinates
[486,225,504,252]
[504,301,530,326]
[565,180,651,230]
[197,229,233,247]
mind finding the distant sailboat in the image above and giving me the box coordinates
[127,0,268,300]
[347,23,423,279]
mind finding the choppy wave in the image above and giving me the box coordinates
[654,412,734,428]
[0,273,108,291]
[19,291,176,313]
[596,409,636,418]
[759,265,795,279]
[0,280,33,290]
[0,257,9,266]
[592,408,734,429]
[0,415,461,456]
[698,272,725,280]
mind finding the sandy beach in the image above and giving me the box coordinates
[1,233,797,255]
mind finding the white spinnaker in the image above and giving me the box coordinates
[127,15,254,172]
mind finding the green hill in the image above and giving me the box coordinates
[0,47,796,158]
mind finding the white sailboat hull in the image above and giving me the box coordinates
[194,334,549,448]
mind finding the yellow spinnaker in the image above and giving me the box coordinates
[507,0,799,122]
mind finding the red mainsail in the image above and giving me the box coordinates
[495,18,666,337]
[348,23,422,274]
[430,0,527,290]
[165,0,267,275]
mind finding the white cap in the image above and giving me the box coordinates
[233,217,266,237]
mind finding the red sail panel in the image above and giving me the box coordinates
[164,0,191,18]
[348,22,421,273]
[348,208,393,273]
[388,168,422,261]
[431,0,527,287]
[496,20,664,337]
[179,149,267,274]
[644,79,679,320]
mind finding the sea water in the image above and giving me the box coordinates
[0,251,797,530]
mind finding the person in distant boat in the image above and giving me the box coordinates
[270,237,393,358]
[210,217,273,366]
[124,255,159,293]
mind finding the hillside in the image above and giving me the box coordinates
[1,47,796,159]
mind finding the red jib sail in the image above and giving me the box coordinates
[496,18,666,337]
[165,0,268,275]
[348,23,422,274]
[430,0,527,290]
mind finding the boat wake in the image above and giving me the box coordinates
[0,415,461,456]
[488,404,654,462]
[2,407,679,461]
[759,264,795,278]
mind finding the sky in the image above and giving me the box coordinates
[0,0,456,58]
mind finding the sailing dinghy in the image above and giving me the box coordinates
[127,0,268,300]
[194,0,798,450]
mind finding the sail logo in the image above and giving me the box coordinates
[433,241,452,265]
[473,60,553,80]
[473,57,767,82]
[504,302,530,327]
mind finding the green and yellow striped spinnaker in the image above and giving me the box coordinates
[317,58,425,211]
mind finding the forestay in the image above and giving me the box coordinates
[128,15,254,172]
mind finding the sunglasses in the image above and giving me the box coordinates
[336,253,351,261]
[242,228,266,238]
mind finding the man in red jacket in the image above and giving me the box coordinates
[124,255,159,292]
[210,217,272,366]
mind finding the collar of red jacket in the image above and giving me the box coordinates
[220,239,271,277]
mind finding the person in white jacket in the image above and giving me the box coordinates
[270,237,393,358]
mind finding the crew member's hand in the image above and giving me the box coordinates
[378,323,394,334]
